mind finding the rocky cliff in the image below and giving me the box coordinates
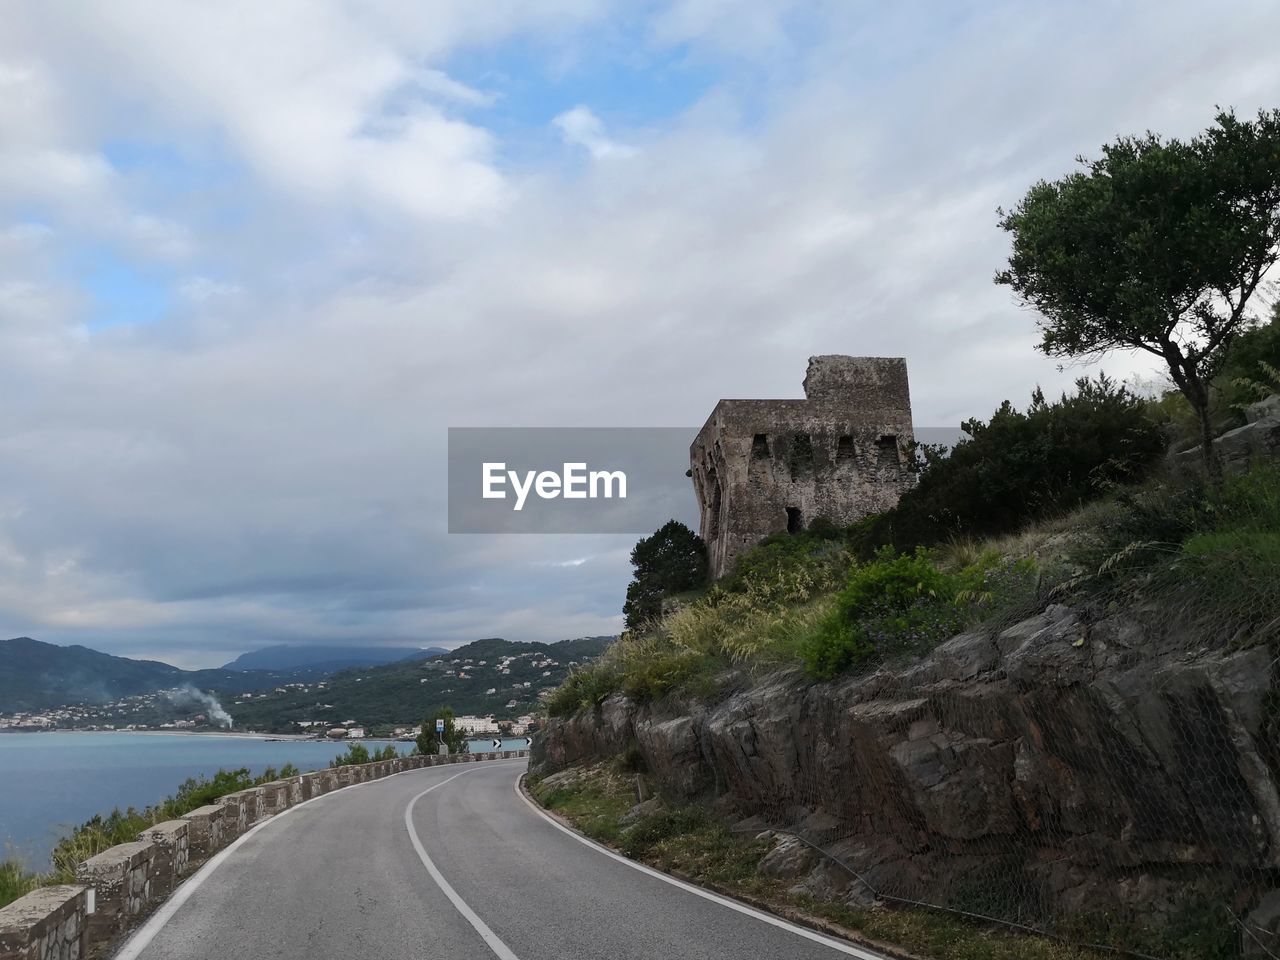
[534,603,1280,947]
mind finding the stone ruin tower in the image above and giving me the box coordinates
[690,356,915,578]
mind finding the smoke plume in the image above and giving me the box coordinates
[167,686,234,728]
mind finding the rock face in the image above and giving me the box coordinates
[533,605,1280,939]
[1178,392,1280,473]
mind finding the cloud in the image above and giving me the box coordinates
[1,1,1279,666]
[553,106,635,158]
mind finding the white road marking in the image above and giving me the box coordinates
[115,759,521,960]
[405,772,522,960]
[513,773,891,960]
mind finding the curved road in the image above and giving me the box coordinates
[117,759,886,960]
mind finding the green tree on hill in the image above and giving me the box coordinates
[416,706,467,755]
[997,108,1280,480]
[623,520,709,630]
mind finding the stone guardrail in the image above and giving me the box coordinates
[0,749,529,959]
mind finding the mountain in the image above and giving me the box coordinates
[221,643,449,672]
[0,636,299,714]
[227,636,616,732]
[0,635,616,724]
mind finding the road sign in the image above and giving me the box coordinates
[435,718,445,733]
[525,737,532,746]
[491,739,502,749]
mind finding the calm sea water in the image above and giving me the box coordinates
[0,732,528,868]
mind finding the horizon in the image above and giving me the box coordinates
[4,2,1280,668]
[0,633,616,672]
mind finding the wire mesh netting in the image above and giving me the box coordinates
[540,458,1280,959]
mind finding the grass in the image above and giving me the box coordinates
[544,463,1280,725]
[527,762,1111,960]
[0,762,304,907]
[0,858,41,908]
[1061,463,1280,648]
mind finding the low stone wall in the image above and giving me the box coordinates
[0,748,529,959]
[74,840,155,943]
[182,804,223,855]
[258,781,288,817]
[0,885,88,960]
[217,793,246,839]
[138,820,189,896]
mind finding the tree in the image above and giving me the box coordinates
[622,520,709,630]
[855,376,1166,553]
[416,706,467,755]
[330,742,370,767]
[996,108,1280,480]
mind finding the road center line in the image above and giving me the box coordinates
[405,769,523,960]
[512,772,890,960]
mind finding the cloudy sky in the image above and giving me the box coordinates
[2,1,1277,668]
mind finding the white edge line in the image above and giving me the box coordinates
[404,769,521,960]
[115,759,522,960]
[513,773,892,960]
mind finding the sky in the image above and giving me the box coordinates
[2,1,1278,668]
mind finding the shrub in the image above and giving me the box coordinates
[165,767,256,812]
[854,376,1166,556]
[802,548,972,678]
[720,527,849,599]
[416,707,467,755]
[1218,310,1280,416]
[617,638,709,704]
[1068,464,1280,647]
[619,807,713,859]
[0,859,41,909]
[544,664,622,718]
[331,742,371,767]
[800,548,1039,678]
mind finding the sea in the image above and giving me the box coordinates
[0,731,530,868]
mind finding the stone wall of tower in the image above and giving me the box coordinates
[690,356,914,578]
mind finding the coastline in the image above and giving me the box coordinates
[0,728,325,742]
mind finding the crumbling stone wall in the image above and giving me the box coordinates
[690,355,915,577]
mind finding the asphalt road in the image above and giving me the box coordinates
[116,759,887,960]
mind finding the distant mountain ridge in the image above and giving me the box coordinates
[0,636,283,714]
[0,635,616,718]
[221,643,449,672]
[227,635,617,730]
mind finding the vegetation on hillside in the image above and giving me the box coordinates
[853,375,1166,554]
[549,292,1280,718]
[227,636,612,733]
[551,451,1280,717]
